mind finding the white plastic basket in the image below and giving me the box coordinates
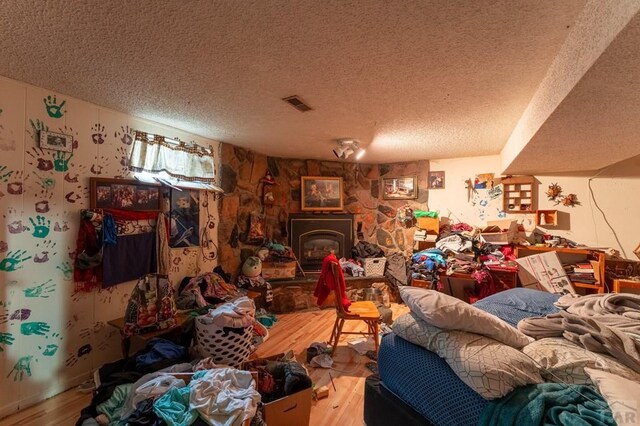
[359,257,387,277]
[193,316,253,368]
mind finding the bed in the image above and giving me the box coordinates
[366,288,561,426]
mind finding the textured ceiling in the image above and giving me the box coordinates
[504,8,640,175]
[0,0,586,163]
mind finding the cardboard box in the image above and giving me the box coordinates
[516,251,577,295]
[480,219,517,245]
[417,216,440,233]
[243,354,312,426]
[262,386,312,426]
[262,261,297,280]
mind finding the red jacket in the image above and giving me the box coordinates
[314,253,351,311]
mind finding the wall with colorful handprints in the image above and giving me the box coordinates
[0,75,220,417]
[428,154,640,258]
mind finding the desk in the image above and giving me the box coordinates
[108,312,192,358]
[612,279,640,294]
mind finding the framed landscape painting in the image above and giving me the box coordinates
[382,176,418,200]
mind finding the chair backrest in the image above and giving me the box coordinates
[330,261,348,315]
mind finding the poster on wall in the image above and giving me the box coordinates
[169,189,200,247]
[474,173,495,189]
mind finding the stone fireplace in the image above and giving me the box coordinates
[289,213,354,272]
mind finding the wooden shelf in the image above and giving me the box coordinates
[502,175,537,213]
[535,210,558,226]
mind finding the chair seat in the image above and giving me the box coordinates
[341,301,380,319]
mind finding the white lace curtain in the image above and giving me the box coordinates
[128,131,217,184]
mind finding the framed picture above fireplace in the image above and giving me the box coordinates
[300,176,344,211]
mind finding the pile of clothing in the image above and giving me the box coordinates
[176,268,239,310]
[410,248,447,289]
[77,337,265,426]
[410,220,522,301]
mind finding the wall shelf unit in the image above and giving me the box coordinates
[535,210,558,226]
[502,175,536,214]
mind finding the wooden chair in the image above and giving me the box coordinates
[327,262,381,355]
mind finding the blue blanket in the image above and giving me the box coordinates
[480,383,615,426]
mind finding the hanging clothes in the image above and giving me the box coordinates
[102,232,156,287]
[74,218,103,292]
[314,253,351,311]
[156,213,170,275]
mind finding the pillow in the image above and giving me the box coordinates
[393,312,543,399]
[585,368,640,425]
[399,287,532,348]
[523,338,640,385]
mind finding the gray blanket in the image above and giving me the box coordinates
[518,293,640,373]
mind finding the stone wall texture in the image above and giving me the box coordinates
[218,143,429,276]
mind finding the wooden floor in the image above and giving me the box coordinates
[0,304,409,426]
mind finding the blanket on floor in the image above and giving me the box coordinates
[479,383,615,426]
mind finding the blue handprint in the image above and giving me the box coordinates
[29,215,51,239]
[0,250,31,272]
[43,95,66,119]
[20,321,51,336]
[0,332,14,352]
[24,279,56,298]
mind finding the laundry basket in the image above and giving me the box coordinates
[358,257,387,277]
[193,315,254,368]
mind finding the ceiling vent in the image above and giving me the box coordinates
[282,95,313,112]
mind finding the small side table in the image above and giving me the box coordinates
[612,279,640,293]
[108,312,192,358]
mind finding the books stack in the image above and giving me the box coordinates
[566,263,597,284]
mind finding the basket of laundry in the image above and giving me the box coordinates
[192,296,255,368]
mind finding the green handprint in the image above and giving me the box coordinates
[53,152,73,172]
[57,261,73,281]
[41,343,59,356]
[7,355,33,381]
[0,165,13,183]
[43,95,66,119]
[0,250,31,272]
[0,332,14,351]
[29,215,51,238]
[20,321,51,336]
[24,279,55,298]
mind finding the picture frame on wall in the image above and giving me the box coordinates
[300,176,344,211]
[382,176,418,200]
[90,177,163,212]
[39,130,73,153]
[169,188,200,247]
[428,171,445,189]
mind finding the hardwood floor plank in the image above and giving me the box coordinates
[0,304,409,426]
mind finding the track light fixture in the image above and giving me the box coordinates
[333,139,365,160]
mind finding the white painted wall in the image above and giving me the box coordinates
[0,75,220,418]
[428,155,639,259]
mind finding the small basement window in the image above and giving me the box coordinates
[128,131,223,192]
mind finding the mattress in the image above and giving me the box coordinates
[378,288,561,426]
[472,287,560,328]
[378,333,487,426]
